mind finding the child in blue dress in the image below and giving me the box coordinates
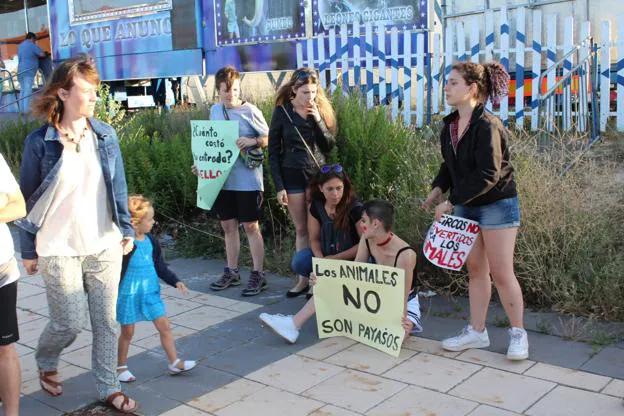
[116,195,196,382]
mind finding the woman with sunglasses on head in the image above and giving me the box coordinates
[423,61,528,361]
[259,165,365,340]
[290,164,363,295]
[269,67,337,298]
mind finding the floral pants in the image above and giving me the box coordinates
[36,244,122,400]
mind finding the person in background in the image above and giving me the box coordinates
[423,61,528,361]
[268,67,336,298]
[0,153,26,416]
[17,32,47,113]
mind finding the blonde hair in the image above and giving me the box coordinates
[128,195,152,226]
[275,68,337,135]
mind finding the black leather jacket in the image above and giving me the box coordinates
[268,102,335,192]
[432,104,517,207]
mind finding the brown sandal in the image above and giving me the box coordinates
[39,370,62,396]
[104,391,140,414]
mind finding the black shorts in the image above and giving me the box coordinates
[212,190,263,222]
[282,167,312,194]
[0,281,19,346]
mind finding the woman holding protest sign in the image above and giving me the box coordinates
[423,61,528,360]
[192,65,270,297]
[259,200,422,344]
[269,67,337,298]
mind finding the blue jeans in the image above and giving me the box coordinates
[291,248,313,277]
[18,74,34,113]
[454,196,521,230]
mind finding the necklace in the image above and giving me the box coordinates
[61,126,89,153]
[376,232,394,247]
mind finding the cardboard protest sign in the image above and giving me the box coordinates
[313,258,405,357]
[423,214,480,271]
[191,120,239,210]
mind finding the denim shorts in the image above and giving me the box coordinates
[282,167,311,194]
[454,196,520,230]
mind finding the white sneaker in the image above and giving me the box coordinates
[259,313,300,343]
[441,325,490,352]
[507,327,529,360]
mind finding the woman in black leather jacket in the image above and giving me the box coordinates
[268,68,336,297]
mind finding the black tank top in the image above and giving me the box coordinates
[365,239,417,290]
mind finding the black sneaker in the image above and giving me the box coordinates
[241,271,268,297]
[210,267,241,291]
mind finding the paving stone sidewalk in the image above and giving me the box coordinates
[9,256,624,416]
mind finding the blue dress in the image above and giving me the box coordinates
[116,238,166,325]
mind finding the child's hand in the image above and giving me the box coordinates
[176,282,189,295]
[121,237,134,255]
[309,273,318,288]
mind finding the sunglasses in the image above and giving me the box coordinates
[293,69,317,82]
[320,164,343,174]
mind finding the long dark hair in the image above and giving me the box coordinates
[308,167,355,231]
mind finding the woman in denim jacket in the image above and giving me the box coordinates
[17,55,138,413]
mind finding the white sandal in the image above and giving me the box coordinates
[117,365,136,383]
[168,358,196,375]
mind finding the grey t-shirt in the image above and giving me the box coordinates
[210,102,269,191]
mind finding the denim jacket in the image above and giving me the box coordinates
[16,118,134,260]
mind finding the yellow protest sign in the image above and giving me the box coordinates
[313,258,405,357]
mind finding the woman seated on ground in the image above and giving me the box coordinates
[290,164,364,297]
[259,200,422,344]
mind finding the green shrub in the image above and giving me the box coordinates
[2,94,624,320]
[0,119,43,173]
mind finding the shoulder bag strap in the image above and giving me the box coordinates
[280,105,321,169]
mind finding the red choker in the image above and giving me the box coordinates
[376,233,394,247]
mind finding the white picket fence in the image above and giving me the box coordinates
[296,9,624,133]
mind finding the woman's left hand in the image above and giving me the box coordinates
[236,137,256,149]
[176,282,189,295]
[121,237,134,255]
[434,200,453,222]
[307,103,321,121]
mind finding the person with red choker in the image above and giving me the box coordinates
[259,200,422,344]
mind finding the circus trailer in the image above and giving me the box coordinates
[43,0,312,107]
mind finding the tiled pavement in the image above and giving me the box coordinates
[8,255,624,416]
